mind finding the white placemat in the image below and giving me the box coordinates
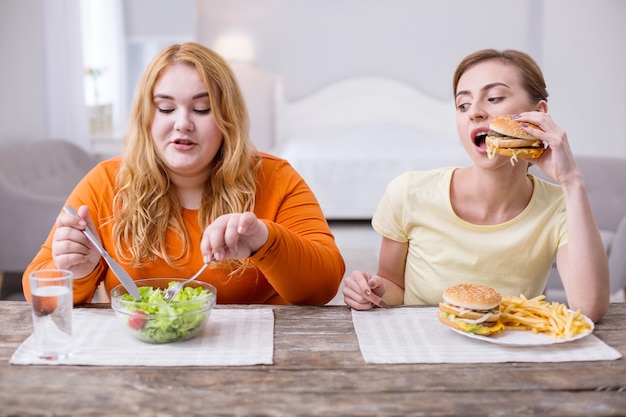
[10,308,274,366]
[352,307,622,364]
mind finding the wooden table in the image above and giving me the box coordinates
[1,301,625,416]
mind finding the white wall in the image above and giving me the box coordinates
[0,0,46,141]
[200,0,537,100]
[196,0,626,157]
[542,0,626,156]
[1,0,624,158]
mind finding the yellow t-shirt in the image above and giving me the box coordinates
[372,168,567,305]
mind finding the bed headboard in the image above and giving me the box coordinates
[273,76,458,147]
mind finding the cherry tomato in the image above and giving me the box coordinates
[128,310,147,330]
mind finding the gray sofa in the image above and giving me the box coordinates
[0,140,99,292]
[531,156,626,300]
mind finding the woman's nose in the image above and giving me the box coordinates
[175,112,194,131]
[467,104,487,121]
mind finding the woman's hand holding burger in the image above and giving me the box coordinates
[511,112,582,187]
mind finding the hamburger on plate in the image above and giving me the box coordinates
[437,283,505,336]
[485,114,545,165]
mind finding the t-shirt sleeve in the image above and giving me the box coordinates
[371,173,410,243]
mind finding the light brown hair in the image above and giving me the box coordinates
[452,49,548,104]
[112,42,260,267]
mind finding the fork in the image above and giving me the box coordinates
[164,262,210,303]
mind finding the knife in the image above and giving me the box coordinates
[63,206,140,299]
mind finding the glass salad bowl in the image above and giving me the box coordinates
[110,278,216,344]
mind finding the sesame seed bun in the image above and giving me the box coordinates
[489,114,540,141]
[442,283,502,311]
[486,115,545,162]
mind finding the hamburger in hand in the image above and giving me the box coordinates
[438,283,505,336]
[486,114,545,165]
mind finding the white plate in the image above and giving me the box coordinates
[448,315,594,347]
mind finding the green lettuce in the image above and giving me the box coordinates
[120,283,213,343]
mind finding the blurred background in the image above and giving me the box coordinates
[1,0,624,157]
[1,0,625,303]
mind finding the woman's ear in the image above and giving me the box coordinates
[536,100,548,113]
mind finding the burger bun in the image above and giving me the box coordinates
[489,114,539,141]
[442,283,502,310]
[486,114,545,162]
[486,145,545,160]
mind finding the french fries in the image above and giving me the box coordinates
[499,294,592,339]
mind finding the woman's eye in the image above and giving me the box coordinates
[194,109,211,114]
[457,103,469,112]
[488,96,504,103]
[157,107,174,114]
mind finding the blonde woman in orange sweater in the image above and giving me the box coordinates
[23,42,345,305]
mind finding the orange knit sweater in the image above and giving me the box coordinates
[23,153,345,305]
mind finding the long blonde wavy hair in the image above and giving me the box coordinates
[112,42,261,267]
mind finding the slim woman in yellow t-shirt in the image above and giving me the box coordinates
[343,49,609,322]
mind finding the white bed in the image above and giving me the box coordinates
[272,76,471,219]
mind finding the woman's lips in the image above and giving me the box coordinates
[171,138,197,150]
[471,127,490,152]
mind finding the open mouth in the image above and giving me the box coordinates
[474,133,487,148]
[173,139,195,145]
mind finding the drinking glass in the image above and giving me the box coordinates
[28,269,73,360]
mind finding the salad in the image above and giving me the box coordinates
[118,283,214,344]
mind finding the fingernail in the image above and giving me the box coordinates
[513,114,521,119]
[203,255,212,263]
[365,289,371,296]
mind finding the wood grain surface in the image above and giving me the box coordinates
[1,301,625,417]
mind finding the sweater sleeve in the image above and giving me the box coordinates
[22,159,120,305]
[23,155,346,306]
[250,155,346,305]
